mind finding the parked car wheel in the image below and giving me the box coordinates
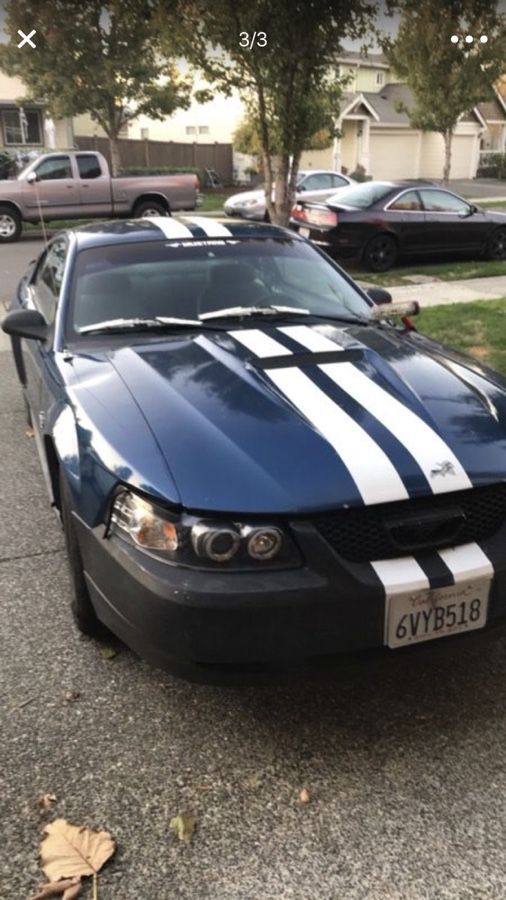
[363,233,398,272]
[486,227,506,260]
[134,199,169,218]
[60,470,104,637]
[0,205,22,243]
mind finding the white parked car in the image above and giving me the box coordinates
[224,170,354,221]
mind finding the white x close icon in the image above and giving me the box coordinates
[17,29,37,49]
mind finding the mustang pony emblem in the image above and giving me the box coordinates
[430,461,456,478]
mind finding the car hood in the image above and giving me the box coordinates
[226,190,264,206]
[101,322,506,514]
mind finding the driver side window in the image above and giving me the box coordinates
[420,190,470,214]
[32,238,67,323]
[34,155,72,181]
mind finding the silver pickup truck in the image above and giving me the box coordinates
[0,150,199,242]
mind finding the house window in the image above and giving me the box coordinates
[3,108,42,145]
[185,126,196,135]
[198,125,209,135]
[375,71,384,86]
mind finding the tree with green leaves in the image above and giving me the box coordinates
[0,0,192,174]
[160,0,377,225]
[384,0,506,183]
[233,117,333,161]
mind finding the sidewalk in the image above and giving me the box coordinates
[384,275,506,308]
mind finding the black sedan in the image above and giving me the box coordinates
[290,180,506,271]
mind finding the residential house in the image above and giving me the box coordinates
[72,50,506,183]
[300,51,506,180]
[0,72,73,153]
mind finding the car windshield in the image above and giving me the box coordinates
[67,237,372,338]
[326,181,394,209]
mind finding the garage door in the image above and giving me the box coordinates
[369,130,419,179]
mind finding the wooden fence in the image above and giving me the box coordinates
[74,135,233,183]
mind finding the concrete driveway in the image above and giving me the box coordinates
[2,241,506,899]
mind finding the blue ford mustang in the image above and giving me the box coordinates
[3,216,506,679]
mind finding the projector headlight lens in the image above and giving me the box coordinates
[109,491,299,568]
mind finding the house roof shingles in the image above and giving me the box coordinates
[342,83,506,126]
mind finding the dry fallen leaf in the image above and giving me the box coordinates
[25,428,35,438]
[240,775,261,791]
[29,876,81,900]
[299,788,311,804]
[36,794,57,816]
[39,818,115,882]
[169,812,197,844]
[62,881,82,900]
[98,643,117,660]
[63,690,80,704]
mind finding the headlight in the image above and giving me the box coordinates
[241,525,283,560]
[110,492,179,552]
[108,489,301,569]
[241,198,260,207]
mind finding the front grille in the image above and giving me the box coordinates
[312,483,506,562]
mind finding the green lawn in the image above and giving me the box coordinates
[198,191,227,211]
[417,297,506,376]
[478,200,506,209]
[350,258,506,287]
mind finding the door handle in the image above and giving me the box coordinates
[66,184,74,189]
[82,183,89,188]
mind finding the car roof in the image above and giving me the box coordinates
[69,216,303,250]
[298,169,348,176]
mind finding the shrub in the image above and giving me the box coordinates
[477,153,506,179]
[119,164,205,182]
[350,163,372,182]
[0,150,17,179]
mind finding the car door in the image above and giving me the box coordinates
[297,173,341,203]
[23,154,79,217]
[384,189,426,254]
[76,153,112,215]
[418,188,488,253]
[22,238,67,433]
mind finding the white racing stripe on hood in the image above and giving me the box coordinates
[279,324,472,494]
[229,328,409,505]
[144,216,193,238]
[183,217,232,237]
[438,543,494,581]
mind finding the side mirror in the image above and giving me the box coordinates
[26,171,38,184]
[368,287,392,305]
[298,183,306,191]
[2,309,49,342]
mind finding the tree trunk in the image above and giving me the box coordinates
[109,135,121,176]
[255,79,275,223]
[442,129,453,185]
[273,153,291,226]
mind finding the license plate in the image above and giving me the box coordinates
[385,578,490,649]
[299,227,310,238]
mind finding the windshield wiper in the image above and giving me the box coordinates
[79,316,208,335]
[199,305,311,321]
[200,305,373,327]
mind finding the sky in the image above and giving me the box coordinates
[1,2,506,51]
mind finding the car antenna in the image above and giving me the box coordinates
[29,169,48,246]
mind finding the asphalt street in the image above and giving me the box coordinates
[2,239,506,900]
